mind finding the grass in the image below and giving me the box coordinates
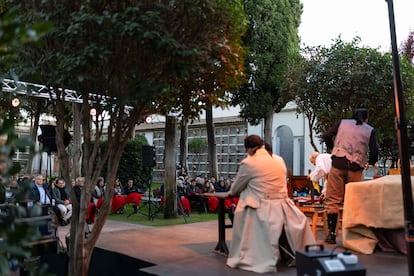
[107,203,218,227]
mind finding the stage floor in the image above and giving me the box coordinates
[57,218,410,275]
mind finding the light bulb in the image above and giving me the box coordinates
[11,98,20,107]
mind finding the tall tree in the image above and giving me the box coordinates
[289,37,414,159]
[233,0,302,144]
[8,1,247,274]
[156,0,247,190]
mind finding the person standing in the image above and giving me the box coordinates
[226,135,314,273]
[322,108,378,244]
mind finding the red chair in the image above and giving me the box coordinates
[206,197,219,213]
[112,195,126,213]
[125,192,142,206]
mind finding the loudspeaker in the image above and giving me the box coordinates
[38,125,72,153]
[142,146,156,167]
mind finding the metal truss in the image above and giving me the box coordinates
[1,78,83,103]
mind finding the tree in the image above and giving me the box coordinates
[401,31,414,65]
[0,4,51,275]
[289,37,414,160]
[153,0,247,212]
[232,0,302,144]
[188,137,208,176]
[8,1,247,274]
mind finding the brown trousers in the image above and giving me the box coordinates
[325,166,363,214]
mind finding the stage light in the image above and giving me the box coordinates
[90,108,97,116]
[11,97,20,107]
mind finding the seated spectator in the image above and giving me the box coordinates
[52,178,73,225]
[176,178,191,215]
[92,177,105,209]
[124,179,142,213]
[186,178,208,213]
[201,178,219,213]
[215,179,229,192]
[74,176,97,225]
[112,178,126,214]
[30,174,52,206]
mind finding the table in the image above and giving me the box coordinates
[343,175,414,254]
[203,192,232,255]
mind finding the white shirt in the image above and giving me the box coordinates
[35,184,50,204]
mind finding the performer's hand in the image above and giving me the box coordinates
[318,193,326,202]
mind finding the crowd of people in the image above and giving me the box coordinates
[172,173,238,216]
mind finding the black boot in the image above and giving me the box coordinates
[325,213,338,244]
[133,204,138,213]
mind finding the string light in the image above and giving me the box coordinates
[11,97,20,107]
[90,108,97,116]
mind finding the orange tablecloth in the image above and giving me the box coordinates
[343,175,414,254]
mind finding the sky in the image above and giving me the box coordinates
[298,0,414,51]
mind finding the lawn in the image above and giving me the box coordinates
[108,203,218,227]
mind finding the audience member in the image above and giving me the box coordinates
[201,179,218,213]
[185,178,208,213]
[74,176,97,224]
[52,178,73,225]
[92,177,105,209]
[30,174,52,206]
[112,178,126,214]
[176,177,191,214]
[124,178,142,213]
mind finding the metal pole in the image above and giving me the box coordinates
[386,1,414,275]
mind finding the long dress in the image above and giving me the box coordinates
[226,148,315,273]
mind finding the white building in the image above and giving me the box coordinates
[135,101,321,181]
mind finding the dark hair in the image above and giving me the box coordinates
[264,143,273,156]
[352,108,369,125]
[244,135,263,150]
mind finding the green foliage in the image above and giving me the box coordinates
[116,136,152,188]
[233,0,302,124]
[87,136,152,188]
[289,37,414,158]
[0,119,44,275]
[188,137,207,153]
[0,4,52,273]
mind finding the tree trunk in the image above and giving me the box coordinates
[264,109,274,145]
[72,103,82,179]
[206,104,218,179]
[307,114,319,152]
[179,118,188,172]
[163,115,177,218]
[26,99,42,174]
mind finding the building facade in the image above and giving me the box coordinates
[134,103,321,182]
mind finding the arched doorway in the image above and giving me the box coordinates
[275,125,294,172]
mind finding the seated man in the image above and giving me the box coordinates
[30,174,52,206]
[186,178,208,213]
[124,179,142,213]
[52,178,73,225]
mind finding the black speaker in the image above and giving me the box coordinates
[38,125,72,153]
[142,146,156,167]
